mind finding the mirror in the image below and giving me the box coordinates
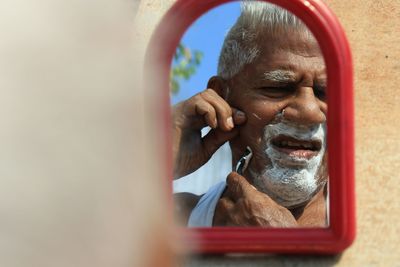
[171,1,329,228]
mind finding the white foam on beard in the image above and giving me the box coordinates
[251,121,326,208]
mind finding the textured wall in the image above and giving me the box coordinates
[324,1,400,266]
[136,0,400,266]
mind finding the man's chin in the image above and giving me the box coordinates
[260,185,315,208]
[250,166,319,208]
[274,156,313,168]
[275,197,310,209]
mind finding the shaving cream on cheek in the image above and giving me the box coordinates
[251,121,326,207]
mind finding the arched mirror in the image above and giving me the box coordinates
[145,0,354,254]
[172,1,329,229]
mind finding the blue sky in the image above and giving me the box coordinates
[171,2,241,104]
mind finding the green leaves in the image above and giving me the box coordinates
[170,43,203,95]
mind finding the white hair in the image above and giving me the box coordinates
[217,1,312,79]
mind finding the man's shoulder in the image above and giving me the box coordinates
[174,192,203,225]
[174,181,227,226]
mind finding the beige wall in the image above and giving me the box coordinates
[136,0,400,266]
[325,1,400,266]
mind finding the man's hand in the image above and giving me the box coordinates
[172,88,246,178]
[213,172,298,227]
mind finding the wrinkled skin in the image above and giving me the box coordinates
[172,87,247,178]
[226,30,327,181]
[213,172,327,227]
[213,172,297,227]
[173,29,328,227]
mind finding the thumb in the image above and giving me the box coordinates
[225,172,256,201]
[231,108,246,125]
[201,128,238,159]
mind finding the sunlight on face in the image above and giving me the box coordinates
[251,116,326,208]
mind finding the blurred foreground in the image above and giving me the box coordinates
[0,0,175,266]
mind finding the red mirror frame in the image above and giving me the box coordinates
[145,0,355,254]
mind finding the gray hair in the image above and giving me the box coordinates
[217,1,312,79]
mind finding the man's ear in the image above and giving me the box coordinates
[207,76,229,100]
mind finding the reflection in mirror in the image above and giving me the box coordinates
[171,1,328,228]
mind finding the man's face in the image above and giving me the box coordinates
[227,29,327,208]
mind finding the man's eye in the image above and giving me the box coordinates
[258,86,294,98]
[313,86,326,100]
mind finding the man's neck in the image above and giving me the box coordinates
[291,184,328,227]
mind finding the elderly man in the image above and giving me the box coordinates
[173,2,328,227]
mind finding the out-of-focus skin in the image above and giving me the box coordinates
[0,0,176,266]
[173,28,328,227]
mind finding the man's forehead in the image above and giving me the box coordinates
[255,54,326,80]
[258,28,321,55]
[226,28,326,83]
[263,31,322,66]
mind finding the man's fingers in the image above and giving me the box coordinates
[213,197,235,226]
[231,108,247,125]
[218,197,235,211]
[201,128,239,159]
[226,172,257,200]
[194,101,217,129]
[187,89,247,131]
[200,89,233,131]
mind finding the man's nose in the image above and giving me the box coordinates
[283,87,326,126]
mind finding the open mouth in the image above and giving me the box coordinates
[270,135,322,159]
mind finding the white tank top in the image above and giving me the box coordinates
[187,181,226,227]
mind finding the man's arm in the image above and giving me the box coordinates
[174,193,203,225]
[172,86,246,223]
[172,88,246,179]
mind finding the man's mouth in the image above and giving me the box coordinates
[270,135,322,159]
